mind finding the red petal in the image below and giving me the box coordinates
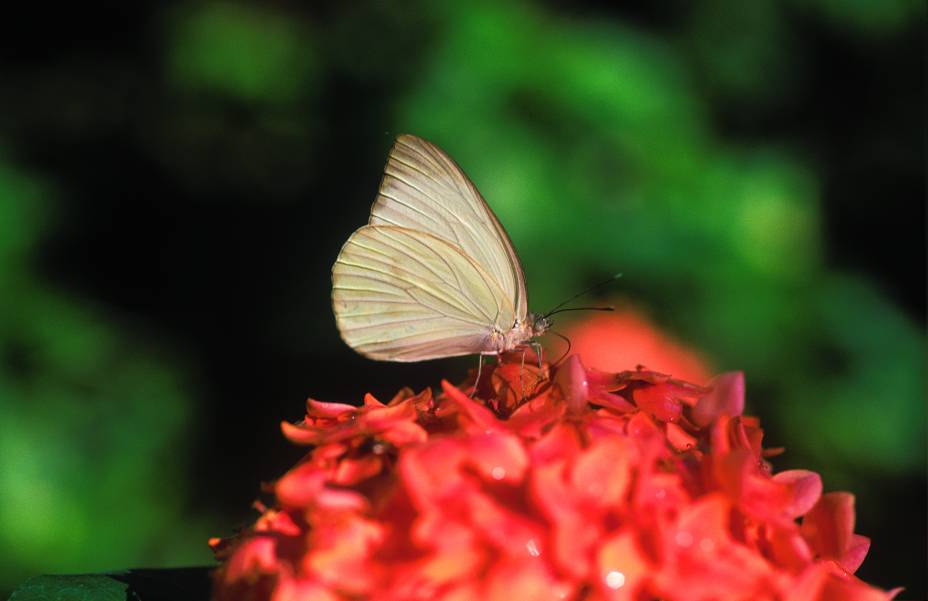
[626,411,661,439]
[506,392,566,438]
[596,530,650,601]
[271,577,338,601]
[304,515,383,594]
[466,432,529,484]
[789,563,898,601]
[768,526,814,572]
[275,463,326,508]
[379,420,428,446]
[359,398,418,431]
[529,459,574,523]
[484,557,564,601]
[551,513,601,580]
[665,422,697,452]
[333,456,383,485]
[362,392,386,408]
[801,492,856,561]
[466,492,545,557]
[222,536,278,583]
[280,419,319,444]
[441,380,504,433]
[570,439,632,509]
[633,383,683,422]
[530,422,582,465]
[399,438,472,509]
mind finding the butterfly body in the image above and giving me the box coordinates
[332,134,546,362]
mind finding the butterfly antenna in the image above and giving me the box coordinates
[543,273,622,319]
[546,306,615,317]
[549,330,573,366]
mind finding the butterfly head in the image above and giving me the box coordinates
[528,312,551,338]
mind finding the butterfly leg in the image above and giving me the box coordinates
[519,346,528,400]
[471,353,486,398]
[530,341,544,370]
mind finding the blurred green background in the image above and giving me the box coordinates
[0,0,923,597]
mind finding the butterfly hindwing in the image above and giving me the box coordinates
[332,225,516,361]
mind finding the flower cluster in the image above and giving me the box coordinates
[210,350,897,600]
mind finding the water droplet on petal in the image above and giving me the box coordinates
[605,570,626,589]
[525,538,540,557]
[491,466,506,480]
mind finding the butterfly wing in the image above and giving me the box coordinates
[368,134,528,320]
[332,225,516,361]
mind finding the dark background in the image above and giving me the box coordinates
[0,1,923,597]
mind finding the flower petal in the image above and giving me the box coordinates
[692,372,745,427]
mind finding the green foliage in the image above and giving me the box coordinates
[0,162,212,590]
[168,2,317,106]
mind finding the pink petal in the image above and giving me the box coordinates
[554,354,590,414]
[306,398,357,418]
[841,534,871,574]
[592,391,637,413]
[314,487,370,512]
[772,470,823,518]
[692,372,745,427]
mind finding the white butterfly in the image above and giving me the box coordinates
[332,134,549,362]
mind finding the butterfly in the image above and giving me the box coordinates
[331,134,550,365]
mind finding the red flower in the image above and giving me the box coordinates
[211,343,896,600]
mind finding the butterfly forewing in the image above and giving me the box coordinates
[369,135,528,319]
[332,225,517,361]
